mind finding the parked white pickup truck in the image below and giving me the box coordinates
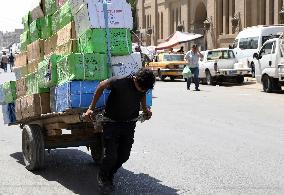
[252,37,284,92]
[199,48,251,85]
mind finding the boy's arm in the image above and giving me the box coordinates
[84,79,110,119]
[141,94,152,120]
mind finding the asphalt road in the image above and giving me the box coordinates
[0,78,284,195]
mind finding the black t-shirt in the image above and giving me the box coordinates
[104,76,145,121]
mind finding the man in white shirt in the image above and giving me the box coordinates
[184,45,203,91]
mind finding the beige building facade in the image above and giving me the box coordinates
[136,0,284,50]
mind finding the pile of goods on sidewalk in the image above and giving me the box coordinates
[1,0,152,124]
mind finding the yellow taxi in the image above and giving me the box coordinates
[146,53,187,81]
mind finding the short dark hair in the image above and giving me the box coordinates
[135,68,156,90]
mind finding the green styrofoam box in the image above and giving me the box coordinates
[59,1,73,29]
[60,14,73,30]
[30,18,45,42]
[22,12,31,30]
[57,53,109,84]
[26,73,49,95]
[38,55,62,88]
[3,81,16,104]
[41,16,52,39]
[51,11,60,34]
[78,28,132,56]
[45,0,57,16]
[20,31,31,52]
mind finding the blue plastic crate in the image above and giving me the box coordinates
[51,81,110,112]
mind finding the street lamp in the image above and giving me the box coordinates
[203,18,211,31]
[279,6,284,24]
[231,12,240,33]
[203,17,213,50]
[177,24,184,32]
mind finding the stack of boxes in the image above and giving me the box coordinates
[1,0,151,124]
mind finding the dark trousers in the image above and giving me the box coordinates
[100,122,136,179]
[187,67,199,89]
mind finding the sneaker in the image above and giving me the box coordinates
[187,87,190,90]
[195,88,200,91]
[97,172,113,194]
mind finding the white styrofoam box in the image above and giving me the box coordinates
[70,0,128,15]
[73,0,133,36]
[111,52,142,77]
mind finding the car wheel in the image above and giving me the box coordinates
[262,74,273,93]
[170,76,175,81]
[251,63,255,78]
[206,70,214,85]
[236,75,244,84]
[158,70,166,81]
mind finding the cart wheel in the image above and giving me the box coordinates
[22,124,45,171]
[90,133,104,165]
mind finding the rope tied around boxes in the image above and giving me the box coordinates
[103,0,112,75]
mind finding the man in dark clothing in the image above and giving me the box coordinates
[9,53,15,71]
[85,69,156,194]
[1,52,8,72]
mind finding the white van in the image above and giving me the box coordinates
[231,25,284,77]
[252,37,284,92]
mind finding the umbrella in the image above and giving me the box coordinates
[156,31,203,50]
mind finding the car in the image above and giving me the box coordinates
[146,53,187,81]
[252,37,284,92]
[199,48,251,85]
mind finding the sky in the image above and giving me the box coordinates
[0,0,39,32]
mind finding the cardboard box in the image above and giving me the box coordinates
[16,78,27,98]
[17,93,51,120]
[73,0,133,36]
[44,34,58,56]
[15,52,28,67]
[15,99,23,121]
[57,21,76,46]
[27,60,40,74]
[27,39,45,63]
[31,5,44,21]
[54,39,77,56]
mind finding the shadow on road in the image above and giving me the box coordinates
[10,149,178,195]
[217,81,257,87]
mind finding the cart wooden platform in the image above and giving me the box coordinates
[12,109,104,171]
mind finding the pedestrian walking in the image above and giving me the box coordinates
[1,52,9,73]
[9,53,15,72]
[84,68,156,194]
[184,45,203,91]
